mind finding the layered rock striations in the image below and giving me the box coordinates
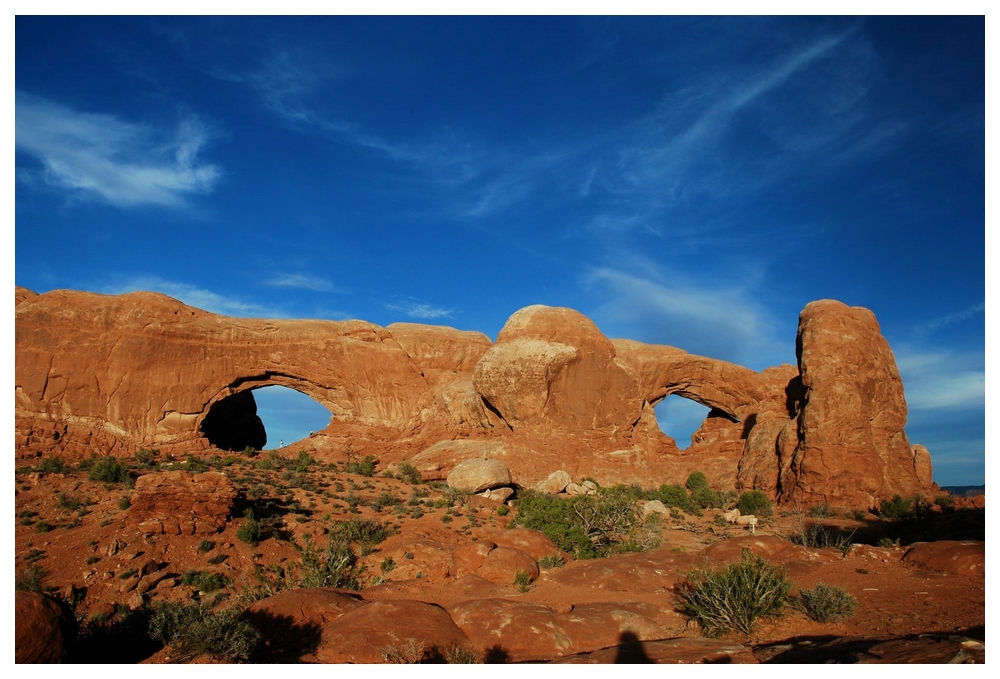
[14,287,933,507]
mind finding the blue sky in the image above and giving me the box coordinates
[13,15,985,484]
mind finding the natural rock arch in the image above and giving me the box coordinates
[14,287,935,507]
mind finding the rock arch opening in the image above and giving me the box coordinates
[252,385,334,450]
[653,395,712,450]
[200,385,334,451]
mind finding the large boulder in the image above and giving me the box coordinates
[15,591,74,663]
[244,588,366,662]
[315,600,470,663]
[903,541,985,576]
[472,306,644,433]
[446,458,512,493]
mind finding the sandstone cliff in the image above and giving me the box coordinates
[14,287,933,507]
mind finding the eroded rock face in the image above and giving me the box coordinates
[14,287,935,507]
[783,300,929,507]
[129,471,237,535]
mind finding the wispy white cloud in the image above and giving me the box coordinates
[913,302,985,336]
[895,347,985,411]
[584,265,789,369]
[15,93,220,208]
[265,273,340,292]
[385,299,455,320]
[102,276,292,319]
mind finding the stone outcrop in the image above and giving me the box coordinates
[128,471,237,535]
[14,287,935,507]
[15,591,75,663]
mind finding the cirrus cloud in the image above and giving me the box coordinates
[16,92,220,208]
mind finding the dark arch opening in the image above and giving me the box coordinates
[200,386,334,451]
[653,395,712,450]
[200,390,267,452]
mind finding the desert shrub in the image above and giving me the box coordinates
[87,456,131,484]
[184,454,207,472]
[690,484,722,509]
[809,503,836,518]
[134,449,159,466]
[35,520,52,533]
[685,471,709,492]
[58,492,89,511]
[36,456,66,474]
[680,549,791,636]
[380,638,428,663]
[396,462,423,484]
[118,496,131,510]
[879,494,913,520]
[512,487,643,559]
[332,517,393,546]
[370,491,402,512]
[656,484,699,514]
[444,646,481,663]
[345,454,376,477]
[799,583,858,622]
[147,601,262,662]
[197,539,216,553]
[293,450,314,473]
[934,494,956,511]
[15,565,45,592]
[736,490,772,517]
[537,554,564,569]
[296,534,359,590]
[496,505,509,516]
[181,570,230,593]
[207,553,228,565]
[792,523,855,554]
[513,570,532,593]
[237,509,262,546]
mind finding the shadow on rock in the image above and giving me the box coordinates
[240,610,323,662]
[613,631,653,663]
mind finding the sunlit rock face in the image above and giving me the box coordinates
[14,286,932,507]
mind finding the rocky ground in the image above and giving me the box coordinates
[13,448,985,664]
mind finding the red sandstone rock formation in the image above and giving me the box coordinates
[14,287,934,506]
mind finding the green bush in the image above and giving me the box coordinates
[799,583,857,622]
[15,565,45,592]
[879,494,913,520]
[512,487,643,559]
[690,485,722,509]
[370,491,402,512]
[296,534,359,590]
[345,454,376,477]
[293,450,314,473]
[332,517,393,546]
[88,456,132,484]
[36,456,66,474]
[181,570,230,593]
[147,602,262,662]
[656,484,699,514]
[680,549,791,636]
[736,490,772,517]
[513,570,532,593]
[396,462,423,484]
[118,496,131,510]
[134,449,159,466]
[237,509,262,546]
[685,471,709,491]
